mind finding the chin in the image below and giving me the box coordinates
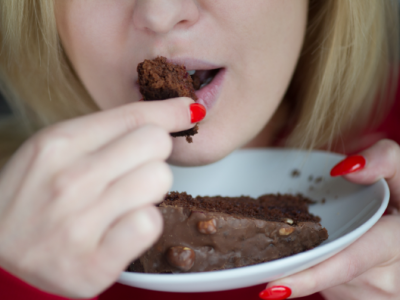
[167,130,237,167]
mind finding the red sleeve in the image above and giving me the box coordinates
[99,283,325,300]
[0,267,97,300]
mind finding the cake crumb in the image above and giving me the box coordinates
[315,176,323,183]
[291,169,301,177]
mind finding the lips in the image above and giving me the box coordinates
[192,68,225,111]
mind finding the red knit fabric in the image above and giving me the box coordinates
[0,267,97,300]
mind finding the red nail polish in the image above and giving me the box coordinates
[330,155,366,177]
[259,286,292,300]
[190,103,206,123]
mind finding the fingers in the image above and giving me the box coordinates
[13,97,196,187]
[89,160,172,236]
[333,139,400,206]
[17,124,172,212]
[57,97,198,154]
[96,205,163,273]
[86,124,172,183]
[263,215,400,298]
[7,98,201,212]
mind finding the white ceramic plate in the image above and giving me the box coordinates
[118,149,389,292]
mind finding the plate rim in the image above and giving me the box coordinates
[118,148,390,291]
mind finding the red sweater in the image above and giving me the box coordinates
[1,86,400,300]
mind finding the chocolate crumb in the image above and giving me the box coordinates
[291,169,301,177]
[315,176,323,184]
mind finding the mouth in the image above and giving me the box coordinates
[186,68,226,111]
[151,57,226,111]
[187,69,221,90]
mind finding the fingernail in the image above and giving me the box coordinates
[259,286,292,300]
[190,103,206,123]
[330,155,366,177]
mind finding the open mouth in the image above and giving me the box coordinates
[187,69,221,90]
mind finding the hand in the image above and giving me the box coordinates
[259,139,400,300]
[0,98,204,298]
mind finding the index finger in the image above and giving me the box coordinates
[51,97,200,153]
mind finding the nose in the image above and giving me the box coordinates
[133,0,200,34]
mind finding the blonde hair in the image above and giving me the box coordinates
[286,0,399,150]
[0,0,398,165]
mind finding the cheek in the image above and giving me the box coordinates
[55,1,139,110]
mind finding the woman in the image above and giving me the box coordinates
[0,1,399,299]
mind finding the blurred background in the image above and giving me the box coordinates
[0,93,10,116]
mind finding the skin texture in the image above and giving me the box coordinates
[55,0,308,166]
[0,1,400,299]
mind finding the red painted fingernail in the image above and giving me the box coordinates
[190,103,206,123]
[330,155,366,177]
[259,286,292,300]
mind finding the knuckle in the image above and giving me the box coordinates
[343,257,359,282]
[138,161,172,196]
[305,274,318,292]
[51,161,92,199]
[52,172,75,199]
[377,139,400,161]
[31,125,71,160]
[121,106,143,132]
[149,161,173,190]
[135,206,163,241]
[63,219,90,245]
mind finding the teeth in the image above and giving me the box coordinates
[187,70,196,76]
[199,76,213,89]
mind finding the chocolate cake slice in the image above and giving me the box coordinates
[137,56,199,143]
[129,192,328,273]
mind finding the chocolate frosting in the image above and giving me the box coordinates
[139,205,328,273]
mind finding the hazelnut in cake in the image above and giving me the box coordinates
[128,192,328,273]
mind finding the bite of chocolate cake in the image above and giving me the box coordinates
[137,56,200,143]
